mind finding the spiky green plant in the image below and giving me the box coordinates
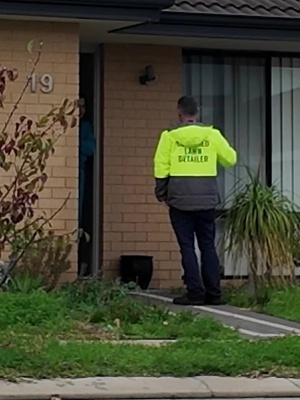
[223,169,299,292]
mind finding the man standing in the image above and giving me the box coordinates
[154,96,237,306]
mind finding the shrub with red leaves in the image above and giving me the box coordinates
[0,41,77,268]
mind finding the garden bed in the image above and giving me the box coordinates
[1,282,300,380]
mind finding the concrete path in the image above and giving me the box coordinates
[131,291,300,339]
[1,376,300,399]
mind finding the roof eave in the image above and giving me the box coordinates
[0,0,175,21]
[111,13,300,42]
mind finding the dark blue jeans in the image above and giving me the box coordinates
[169,207,221,298]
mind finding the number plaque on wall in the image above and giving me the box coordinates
[29,73,54,93]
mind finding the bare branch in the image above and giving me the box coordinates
[1,42,43,136]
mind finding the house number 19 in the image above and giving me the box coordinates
[29,73,54,93]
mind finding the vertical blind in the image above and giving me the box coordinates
[184,53,300,276]
[272,57,300,206]
[184,54,266,205]
[184,54,265,276]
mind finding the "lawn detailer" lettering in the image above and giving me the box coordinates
[178,140,210,163]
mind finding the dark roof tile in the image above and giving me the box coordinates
[168,0,300,18]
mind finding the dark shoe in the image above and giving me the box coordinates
[173,293,205,306]
[205,296,226,306]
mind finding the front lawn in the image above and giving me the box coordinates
[2,281,300,380]
[2,333,300,380]
[0,283,237,340]
[224,284,300,322]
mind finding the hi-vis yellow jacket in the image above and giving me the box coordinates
[154,123,237,211]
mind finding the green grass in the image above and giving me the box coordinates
[2,280,300,380]
[1,333,300,379]
[0,291,74,333]
[0,287,237,340]
[225,285,300,322]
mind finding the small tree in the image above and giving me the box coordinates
[0,41,77,286]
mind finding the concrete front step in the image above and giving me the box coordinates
[1,376,300,399]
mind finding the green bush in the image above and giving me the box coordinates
[61,280,129,309]
[5,273,44,294]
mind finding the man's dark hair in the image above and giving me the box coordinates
[177,96,199,117]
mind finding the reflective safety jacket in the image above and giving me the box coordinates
[154,123,237,211]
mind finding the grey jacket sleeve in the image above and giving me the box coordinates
[155,177,169,202]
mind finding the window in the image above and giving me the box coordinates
[272,57,300,205]
[184,52,300,208]
[184,54,266,205]
[184,52,300,276]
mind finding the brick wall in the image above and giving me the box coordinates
[0,21,79,279]
[103,44,183,288]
